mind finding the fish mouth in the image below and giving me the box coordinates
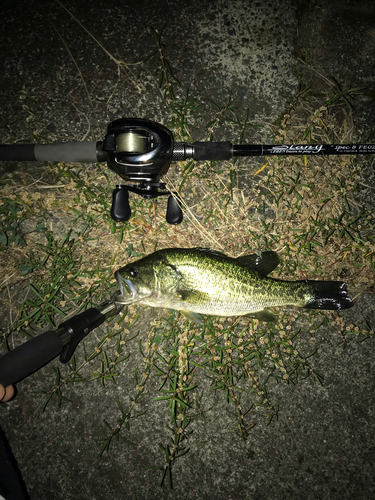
[115,271,137,302]
[124,279,137,297]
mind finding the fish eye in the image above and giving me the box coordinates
[128,266,138,278]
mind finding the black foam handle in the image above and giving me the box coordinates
[0,144,36,161]
[111,186,131,221]
[193,141,233,160]
[0,330,64,387]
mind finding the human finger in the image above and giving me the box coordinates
[0,384,15,402]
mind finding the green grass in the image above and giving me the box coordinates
[0,23,374,489]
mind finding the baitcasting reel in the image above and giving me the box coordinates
[99,118,234,224]
[1,117,375,225]
[101,118,184,224]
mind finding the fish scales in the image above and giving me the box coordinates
[159,249,310,315]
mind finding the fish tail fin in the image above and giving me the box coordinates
[304,281,354,310]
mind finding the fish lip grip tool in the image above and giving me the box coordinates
[0,292,125,389]
[1,117,375,225]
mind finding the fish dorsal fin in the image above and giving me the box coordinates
[195,247,225,258]
[196,247,280,276]
[235,251,279,277]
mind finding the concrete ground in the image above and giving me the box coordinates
[0,0,375,499]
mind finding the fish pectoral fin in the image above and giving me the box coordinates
[177,289,194,301]
[243,309,277,322]
[180,311,204,325]
[236,251,279,277]
[177,289,212,302]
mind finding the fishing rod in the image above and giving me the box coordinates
[1,118,374,225]
[0,292,124,388]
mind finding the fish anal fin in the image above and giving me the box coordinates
[236,251,279,277]
[180,311,204,324]
[242,310,277,322]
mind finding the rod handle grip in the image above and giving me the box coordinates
[0,331,64,387]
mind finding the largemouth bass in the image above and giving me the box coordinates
[115,248,353,323]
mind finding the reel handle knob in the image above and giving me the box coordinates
[111,185,131,221]
[166,195,183,225]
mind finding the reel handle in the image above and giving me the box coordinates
[111,185,131,222]
[110,184,183,224]
[166,195,183,225]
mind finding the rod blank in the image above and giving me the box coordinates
[1,140,375,164]
[233,144,375,156]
